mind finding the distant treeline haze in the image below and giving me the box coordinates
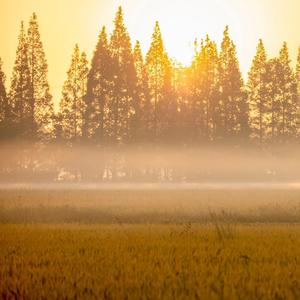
[0,7,300,182]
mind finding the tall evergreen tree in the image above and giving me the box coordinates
[132,41,151,142]
[59,45,89,142]
[218,26,248,140]
[264,44,298,143]
[146,21,173,142]
[277,42,298,140]
[188,39,203,142]
[265,58,282,142]
[84,26,113,143]
[248,39,268,143]
[296,46,300,85]
[189,36,219,142]
[173,61,192,144]
[9,21,32,138]
[296,47,300,136]
[0,58,9,138]
[0,58,7,121]
[202,37,220,142]
[109,6,137,144]
[27,12,54,139]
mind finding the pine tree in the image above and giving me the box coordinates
[264,45,298,143]
[296,47,300,136]
[278,42,298,140]
[145,21,173,142]
[218,26,248,140]
[187,40,205,142]
[296,47,300,84]
[184,40,200,143]
[27,12,54,140]
[265,58,282,142]
[189,36,219,142]
[162,58,177,144]
[59,45,89,142]
[0,58,7,122]
[202,37,220,141]
[173,61,192,144]
[0,58,9,138]
[84,26,113,143]
[218,26,231,138]
[109,6,137,144]
[248,39,268,143]
[132,41,151,142]
[9,21,32,138]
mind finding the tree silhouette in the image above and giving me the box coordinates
[218,26,248,140]
[0,58,9,139]
[248,39,268,143]
[27,13,54,140]
[189,36,219,142]
[146,21,172,142]
[2,8,300,151]
[277,42,298,141]
[59,44,89,142]
[172,61,190,144]
[132,41,151,143]
[84,26,113,143]
[296,47,300,137]
[296,46,300,85]
[9,22,32,139]
[109,6,137,144]
[265,58,282,142]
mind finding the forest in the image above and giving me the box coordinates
[0,7,300,182]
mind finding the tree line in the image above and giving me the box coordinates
[1,7,300,147]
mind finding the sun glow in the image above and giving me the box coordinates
[1,0,300,103]
[129,0,235,64]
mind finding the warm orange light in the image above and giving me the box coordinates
[0,0,300,106]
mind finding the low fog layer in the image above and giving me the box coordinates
[1,189,300,224]
[1,142,300,183]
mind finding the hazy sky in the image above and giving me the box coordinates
[1,0,300,106]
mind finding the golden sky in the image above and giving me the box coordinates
[1,0,300,106]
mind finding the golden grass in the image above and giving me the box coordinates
[0,224,300,299]
[1,189,300,299]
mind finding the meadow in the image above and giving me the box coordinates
[1,188,300,299]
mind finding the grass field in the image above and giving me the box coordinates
[1,188,300,224]
[1,188,300,299]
